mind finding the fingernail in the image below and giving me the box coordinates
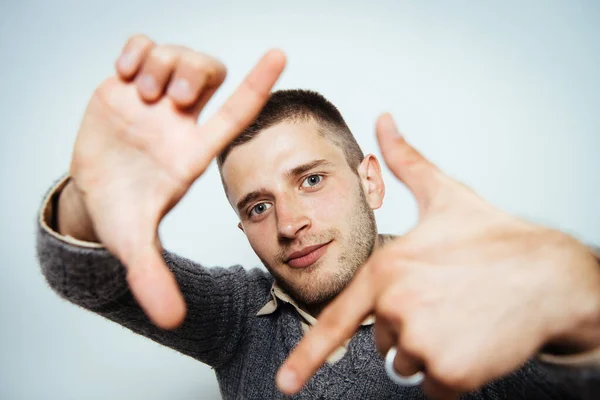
[137,74,158,95]
[118,51,137,72]
[277,368,299,393]
[168,78,191,100]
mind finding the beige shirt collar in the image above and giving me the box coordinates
[256,281,376,327]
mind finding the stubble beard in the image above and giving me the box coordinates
[269,184,378,311]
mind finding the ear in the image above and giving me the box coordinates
[357,154,385,210]
[237,222,245,233]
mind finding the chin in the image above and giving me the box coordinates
[289,270,349,306]
[270,252,354,303]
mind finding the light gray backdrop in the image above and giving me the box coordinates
[1,1,599,399]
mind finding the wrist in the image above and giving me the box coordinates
[57,179,99,242]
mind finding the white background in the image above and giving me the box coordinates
[1,1,599,399]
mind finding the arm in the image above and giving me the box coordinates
[48,34,284,329]
[37,176,270,368]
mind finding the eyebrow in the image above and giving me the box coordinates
[236,188,270,213]
[235,159,334,213]
[285,159,333,180]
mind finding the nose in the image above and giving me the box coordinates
[276,196,311,240]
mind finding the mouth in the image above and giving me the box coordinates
[286,241,332,269]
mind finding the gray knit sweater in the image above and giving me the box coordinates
[36,188,600,399]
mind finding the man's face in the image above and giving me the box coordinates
[221,120,379,307]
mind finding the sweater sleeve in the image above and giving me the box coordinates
[526,245,600,399]
[35,176,272,369]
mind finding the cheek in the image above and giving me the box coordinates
[306,179,357,228]
[244,223,276,261]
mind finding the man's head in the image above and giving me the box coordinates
[218,90,386,312]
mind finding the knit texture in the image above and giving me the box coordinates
[36,201,600,399]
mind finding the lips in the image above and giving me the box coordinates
[286,241,332,269]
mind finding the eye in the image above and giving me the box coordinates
[249,202,272,217]
[301,174,323,188]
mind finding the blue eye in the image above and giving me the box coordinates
[302,174,323,188]
[250,202,271,217]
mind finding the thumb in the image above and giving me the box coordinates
[124,238,187,330]
[376,113,441,215]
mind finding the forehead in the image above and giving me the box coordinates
[221,120,347,201]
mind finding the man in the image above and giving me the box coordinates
[37,35,600,399]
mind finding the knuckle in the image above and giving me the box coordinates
[126,34,153,49]
[390,138,422,165]
[180,52,213,75]
[389,144,428,173]
[404,147,424,166]
[429,357,474,391]
[179,53,227,87]
[148,46,179,66]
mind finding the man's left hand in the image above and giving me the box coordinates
[276,113,600,399]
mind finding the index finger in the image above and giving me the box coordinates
[199,49,286,158]
[276,267,375,395]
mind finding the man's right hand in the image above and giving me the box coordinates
[57,34,286,329]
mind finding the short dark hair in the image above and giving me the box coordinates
[216,89,365,173]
